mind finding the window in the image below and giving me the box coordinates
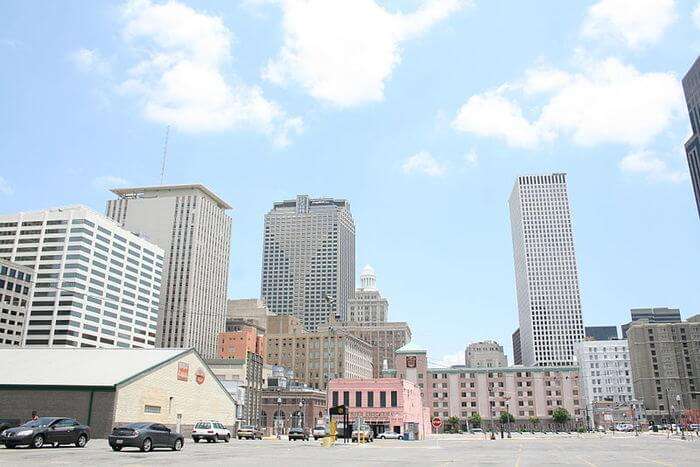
[343,391,349,407]
[144,405,161,414]
[355,391,362,407]
[390,391,397,407]
[367,392,374,407]
[380,391,387,408]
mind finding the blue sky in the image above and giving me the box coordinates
[1,0,699,366]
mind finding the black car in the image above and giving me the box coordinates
[0,419,20,433]
[288,427,309,441]
[108,422,184,452]
[0,417,90,449]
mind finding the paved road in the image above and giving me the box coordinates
[0,433,697,466]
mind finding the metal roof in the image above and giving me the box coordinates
[111,184,232,210]
[0,348,190,388]
[395,342,427,354]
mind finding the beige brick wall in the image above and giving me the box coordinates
[114,352,236,428]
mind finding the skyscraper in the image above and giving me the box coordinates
[347,265,389,323]
[620,306,681,337]
[106,184,232,358]
[508,173,585,366]
[261,195,355,330]
[683,56,700,218]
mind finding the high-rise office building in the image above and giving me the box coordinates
[683,56,700,218]
[0,206,163,348]
[508,173,585,366]
[512,328,522,365]
[621,307,681,338]
[464,340,508,368]
[584,326,619,341]
[347,265,389,323]
[107,184,232,358]
[0,259,34,346]
[260,195,355,331]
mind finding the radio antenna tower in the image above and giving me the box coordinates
[160,125,170,185]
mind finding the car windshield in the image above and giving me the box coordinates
[290,428,302,432]
[195,422,211,429]
[22,417,55,428]
[241,425,255,429]
[314,426,325,430]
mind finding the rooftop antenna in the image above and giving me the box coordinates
[159,125,170,185]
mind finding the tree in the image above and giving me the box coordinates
[499,411,515,424]
[468,413,482,428]
[529,416,540,430]
[445,416,461,433]
[552,407,571,425]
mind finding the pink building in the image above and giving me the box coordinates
[327,378,430,439]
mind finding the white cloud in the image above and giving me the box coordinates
[263,0,468,107]
[581,0,677,48]
[434,351,463,367]
[402,151,447,177]
[453,58,684,149]
[92,175,130,191]
[693,3,700,28]
[0,176,13,195]
[71,48,111,75]
[619,149,688,183]
[464,149,478,167]
[118,0,301,143]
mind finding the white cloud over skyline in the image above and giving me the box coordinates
[263,0,468,107]
[581,0,677,48]
[693,3,700,28]
[618,149,688,183]
[402,151,447,177]
[0,176,13,195]
[71,48,111,75]
[91,175,130,191]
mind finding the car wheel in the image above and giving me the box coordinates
[224,435,230,443]
[193,437,200,443]
[31,435,45,449]
[5,444,15,449]
[141,438,152,452]
[173,438,183,451]
[76,434,88,448]
[111,445,122,451]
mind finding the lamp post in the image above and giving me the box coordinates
[298,399,304,429]
[676,394,685,440]
[276,396,282,439]
[505,399,511,438]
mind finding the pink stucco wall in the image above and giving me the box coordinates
[327,378,430,439]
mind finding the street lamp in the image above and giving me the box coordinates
[298,399,304,429]
[505,399,511,439]
[676,394,685,440]
[276,396,282,439]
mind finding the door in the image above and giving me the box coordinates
[47,419,74,444]
[151,424,170,447]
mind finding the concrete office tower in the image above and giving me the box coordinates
[509,173,585,366]
[576,339,634,427]
[347,265,389,323]
[465,340,507,368]
[683,56,700,218]
[0,206,163,348]
[261,195,355,330]
[627,316,700,422]
[512,329,522,365]
[0,259,34,346]
[621,307,681,337]
[227,298,274,333]
[107,185,232,358]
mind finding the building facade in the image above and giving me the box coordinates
[327,378,429,438]
[347,265,389,323]
[627,317,700,423]
[266,315,372,389]
[208,353,264,425]
[621,307,681,337]
[508,173,585,366]
[217,325,267,362]
[106,184,232,358]
[227,298,273,333]
[319,321,411,378]
[0,259,33,346]
[683,56,700,218]
[465,340,508,368]
[260,195,355,330]
[392,344,583,427]
[512,328,522,365]
[261,386,327,435]
[584,326,619,341]
[0,206,163,349]
[576,339,634,428]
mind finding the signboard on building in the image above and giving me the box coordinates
[195,368,205,385]
[177,362,189,381]
[406,356,417,368]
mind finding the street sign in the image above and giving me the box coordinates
[432,417,442,429]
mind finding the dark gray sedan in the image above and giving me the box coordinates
[108,422,183,452]
[1,417,90,449]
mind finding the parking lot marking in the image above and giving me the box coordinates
[636,456,675,467]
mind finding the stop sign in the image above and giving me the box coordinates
[432,417,442,429]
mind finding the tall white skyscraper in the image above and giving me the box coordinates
[106,184,232,358]
[261,195,355,331]
[0,206,163,349]
[508,173,584,366]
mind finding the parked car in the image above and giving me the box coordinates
[312,425,327,440]
[288,427,309,441]
[237,425,262,440]
[0,419,20,434]
[0,417,90,449]
[108,422,183,452]
[377,431,402,440]
[192,421,230,443]
[471,428,484,434]
[689,424,700,432]
[351,426,373,442]
[613,423,634,432]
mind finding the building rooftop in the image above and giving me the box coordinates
[111,184,232,210]
[395,342,426,354]
[0,348,190,387]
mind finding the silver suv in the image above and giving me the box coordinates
[191,421,231,443]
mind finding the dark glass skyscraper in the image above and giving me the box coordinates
[682,56,700,219]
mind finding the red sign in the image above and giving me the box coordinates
[195,368,205,385]
[177,362,189,381]
[406,356,417,368]
[432,417,442,429]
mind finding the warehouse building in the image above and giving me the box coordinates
[0,348,237,437]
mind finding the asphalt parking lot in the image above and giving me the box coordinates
[0,432,697,466]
